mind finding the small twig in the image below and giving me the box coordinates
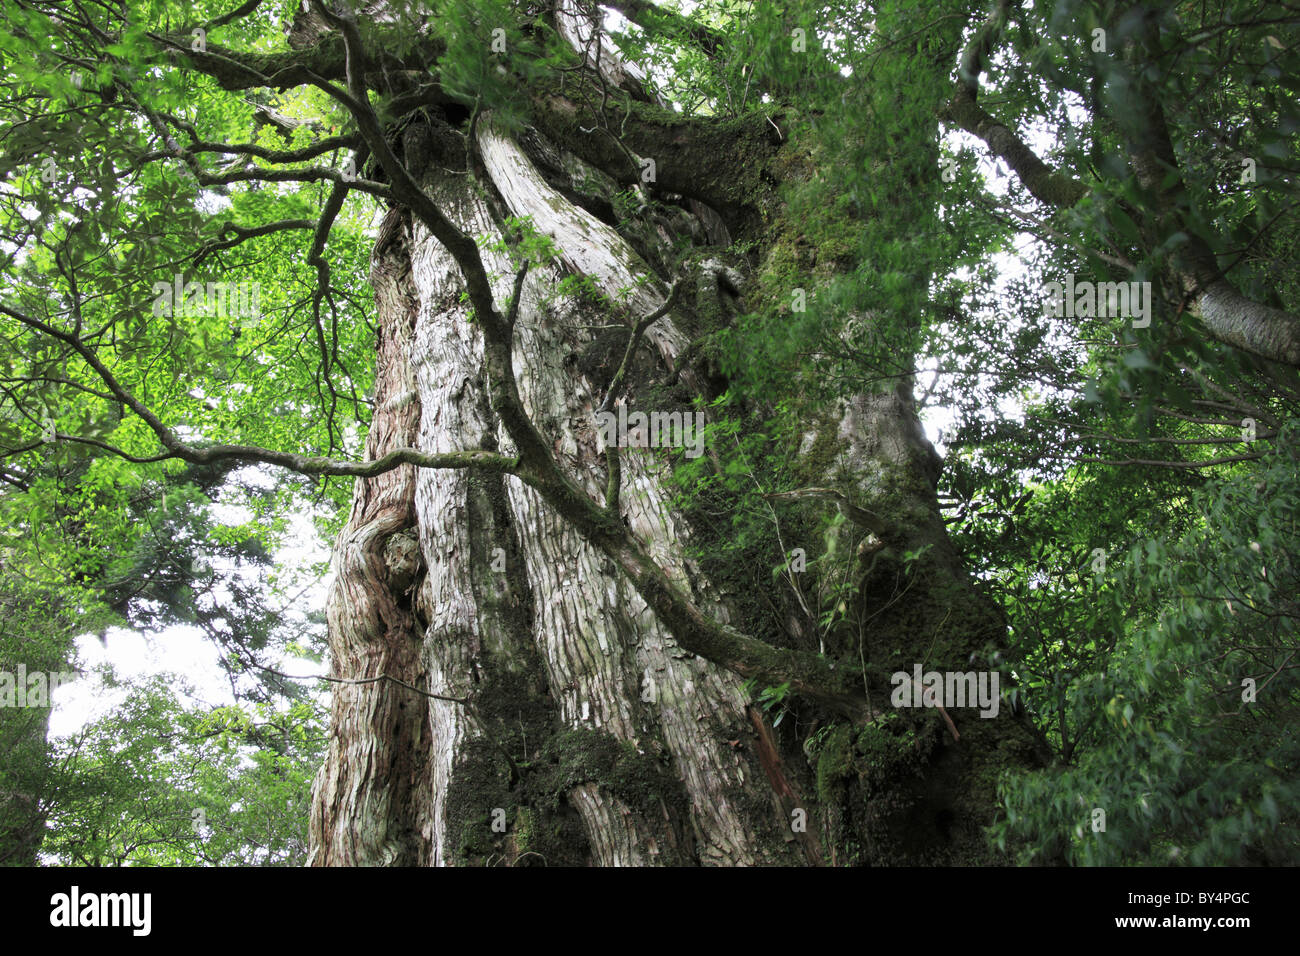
[908,675,961,742]
[598,279,684,513]
[763,487,893,539]
[237,661,468,703]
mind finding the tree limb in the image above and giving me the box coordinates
[763,487,894,539]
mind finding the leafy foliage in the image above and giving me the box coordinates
[991,426,1299,864]
[42,675,325,866]
[1,0,1298,867]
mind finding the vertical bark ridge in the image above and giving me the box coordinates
[391,148,804,863]
[404,169,694,864]
[309,211,429,865]
[477,121,701,389]
[475,132,808,864]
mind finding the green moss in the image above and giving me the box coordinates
[531,727,687,817]
[442,722,699,865]
[854,712,930,792]
[815,724,854,802]
[750,144,864,320]
[444,737,517,864]
[513,805,535,852]
[793,416,845,487]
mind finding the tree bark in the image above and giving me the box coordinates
[309,119,821,865]
[307,4,1043,866]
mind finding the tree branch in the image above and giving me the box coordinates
[938,0,1088,208]
[599,0,726,56]
[763,487,894,539]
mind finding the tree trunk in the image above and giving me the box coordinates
[0,706,51,867]
[309,117,820,865]
[307,6,1043,867]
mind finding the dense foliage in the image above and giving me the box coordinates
[1,0,1296,864]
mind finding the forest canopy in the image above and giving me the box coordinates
[0,0,1296,867]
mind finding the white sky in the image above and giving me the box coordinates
[48,475,332,737]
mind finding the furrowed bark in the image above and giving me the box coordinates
[302,2,1042,866]
[311,118,814,864]
[308,208,429,865]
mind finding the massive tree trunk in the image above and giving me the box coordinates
[309,122,812,866]
[306,2,1042,866]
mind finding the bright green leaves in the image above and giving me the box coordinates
[991,421,1300,864]
[486,213,560,266]
[430,0,544,128]
[40,677,326,865]
[742,678,793,727]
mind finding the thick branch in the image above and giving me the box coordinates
[938,0,1087,208]
[599,0,725,56]
[1121,60,1300,367]
[944,3,1300,367]
[528,87,779,233]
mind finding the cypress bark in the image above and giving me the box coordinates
[306,2,1043,866]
